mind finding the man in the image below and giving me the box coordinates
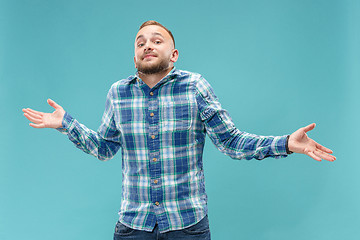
[22,21,336,240]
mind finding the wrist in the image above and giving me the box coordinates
[286,135,293,154]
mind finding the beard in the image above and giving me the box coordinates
[136,57,171,75]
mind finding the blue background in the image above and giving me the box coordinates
[1,0,359,239]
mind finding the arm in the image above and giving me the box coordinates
[22,90,122,161]
[195,76,288,160]
[195,76,335,162]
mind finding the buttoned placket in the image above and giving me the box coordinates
[136,74,175,231]
[145,86,165,225]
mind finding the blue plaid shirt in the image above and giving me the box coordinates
[58,67,289,233]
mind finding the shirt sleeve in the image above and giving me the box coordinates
[194,76,289,160]
[56,86,122,161]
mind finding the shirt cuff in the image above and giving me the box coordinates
[270,135,291,157]
[286,135,293,154]
[56,112,74,134]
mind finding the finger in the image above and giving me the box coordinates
[314,150,336,162]
[24,113,43,124]
[23,108,44,117]
[47,99,61,110]
[315,142,333,154]
[307,151,322,161]
[29,123,45,128]
[303,123,316,133]
[22,108,36,115]
[23,110,43,120]
[23,112,43,123]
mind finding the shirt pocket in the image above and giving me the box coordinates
[114,99,144,134]
[161,100,193,131]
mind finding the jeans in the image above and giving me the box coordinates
[113,215,211,240]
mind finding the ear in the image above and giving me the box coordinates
[170,49,179,63]
[134,56,137,68]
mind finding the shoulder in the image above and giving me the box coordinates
[107,75,136,98]
[111,75,136,88]
[172,69,214,93]
[174,69,203,81]
[172,69,207,90]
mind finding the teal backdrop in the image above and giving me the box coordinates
[1,0,359,239]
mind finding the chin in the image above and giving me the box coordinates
[136,59,170,74]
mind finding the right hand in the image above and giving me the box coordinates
[23,99,66,129]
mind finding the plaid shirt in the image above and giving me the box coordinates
[58,67,289,233]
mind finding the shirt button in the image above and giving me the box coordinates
[150,112,154,117]
[151,135,155,139]
[154,180,158,184]
[155,201,160,206]
[150,92,154,96]
[76,143,80,145]
[152,158,157,162]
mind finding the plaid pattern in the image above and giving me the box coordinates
[58,68,289,233]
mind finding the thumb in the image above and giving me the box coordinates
[47,98,61,110]
[303,123,316,133]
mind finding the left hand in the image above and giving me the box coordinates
[288,123,336,162]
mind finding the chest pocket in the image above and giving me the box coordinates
[115,99,144,134]
[161,101,193,131]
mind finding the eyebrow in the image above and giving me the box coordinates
[136,32,164,41]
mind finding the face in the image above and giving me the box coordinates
[134,25,178,75]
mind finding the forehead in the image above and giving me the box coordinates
[135,25,171,41]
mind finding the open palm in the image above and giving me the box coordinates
[288,123,336,162]
[23,99,65,129]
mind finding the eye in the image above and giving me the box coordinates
[154,40,161,44]
[137,43,144,47]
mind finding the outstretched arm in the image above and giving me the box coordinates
[195,76,336,162]
[22,96,122,161]
[288,123,336,162]
[22,99,65,129]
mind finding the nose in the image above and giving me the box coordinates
[144,40,153,52]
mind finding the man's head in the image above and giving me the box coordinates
[134,21,178,75]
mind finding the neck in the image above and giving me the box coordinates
[138,66,174,89]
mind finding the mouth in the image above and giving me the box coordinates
[143,54,157,60]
